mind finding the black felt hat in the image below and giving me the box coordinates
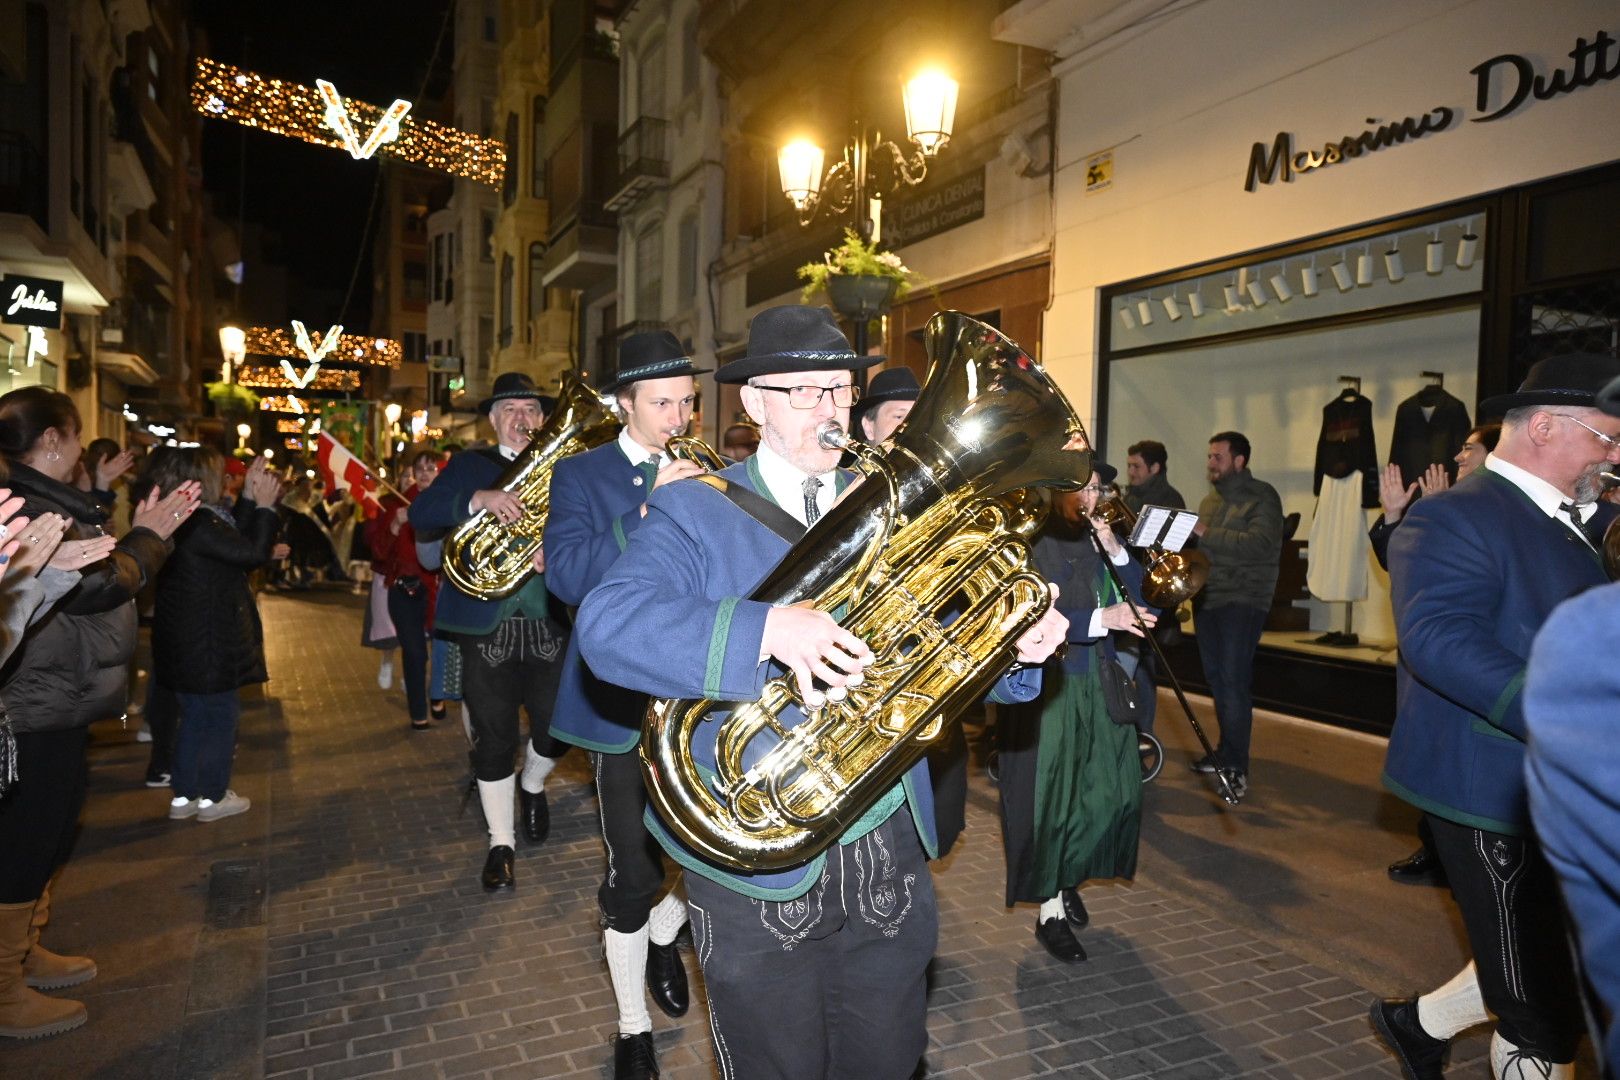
[603,330,710,393]
[477,372,555,415]
[851,366,921,423]
[1598,374,1620,418]
[1090,459,1119,487]
[1479,352,1620,417]
[714,305,885,384]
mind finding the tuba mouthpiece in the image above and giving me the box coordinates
[816,420,851,450]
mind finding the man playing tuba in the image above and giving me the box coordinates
[576,305,1069,1080]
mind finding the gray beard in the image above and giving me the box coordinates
[1574,465,1605,505]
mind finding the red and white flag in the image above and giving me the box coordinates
[315,432,385,514]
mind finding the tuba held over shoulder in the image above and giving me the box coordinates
[641,311,1093,871]
[442,372,620,600]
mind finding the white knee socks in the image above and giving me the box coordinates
[604,926,652,1034]
[647,891,687,948]
[1417,961,1488,1039]
[520,744,556,794]
[1038,896,1064,922]
[478,776,516,848]
[1490,1030,1572,1079]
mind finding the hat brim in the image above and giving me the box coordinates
[1477,388,1598,418]
[715,351,885,385]
[602,361,711,394]
[851,386,920,419]
[477,389,549,413]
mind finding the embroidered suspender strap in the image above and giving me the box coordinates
[693,475,807,544]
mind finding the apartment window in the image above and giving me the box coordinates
[499,254,514,347]
[431,234,445,301]
[635,222,662,319]
[681,15,701,98]
[502,112,519,206]
[530,96,547,199]
[638,36,666,120]
[403,331,427,362]
[404,261,427,303]
[481,212,494,261]
[527,242,547,328]
[677,211,699,307]
[477,316,492,374]
[483,1,497,41]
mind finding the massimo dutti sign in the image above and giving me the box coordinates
[1244,28,1618,192]
[1,274,64,329]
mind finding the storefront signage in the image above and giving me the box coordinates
[1,274,64,329]
[1244,28,1617,192]
[887,166,986,247]
[1085,151,1114,195]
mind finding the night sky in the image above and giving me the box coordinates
[191,0,453,331]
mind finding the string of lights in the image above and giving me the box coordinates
[243,325,402,367]
[258,394,314,414]
[239,366,361,392]
[191,58,506,187]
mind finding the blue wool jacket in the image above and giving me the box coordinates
[544,439,657,753]
[408,447,550,636]
[575,457,1041,899]
[1383,468,1615,834]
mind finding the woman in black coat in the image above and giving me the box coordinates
[0,387,199,1041]
[144,449,283,825]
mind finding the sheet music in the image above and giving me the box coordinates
[1128,506,1198,552]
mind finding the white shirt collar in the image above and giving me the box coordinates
[1484,453,1595,543]
[752,439,837,527]
[498,443,519,461]
[617,428,663,467]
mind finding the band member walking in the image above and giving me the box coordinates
[543,331,709,1080]
[409,373,569,892]
[575,305,1069,1080]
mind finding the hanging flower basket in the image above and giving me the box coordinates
[797,228,914,317]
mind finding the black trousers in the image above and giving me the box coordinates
[1426,813,1584,1061]
[685,812,938,1080]
[593,749,668,933]
[459,616,569,781]
[387,582,431,722]
[0,728,89,903]
[145,679,179,777]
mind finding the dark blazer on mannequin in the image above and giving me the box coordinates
[1389,387,1471,488]
[1314,391,1379,508]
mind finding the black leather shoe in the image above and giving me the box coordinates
[1388,846,1447,887]
[480,845,515,891]
[645,939,689,1018]
[612,1031,659,1079]
[1369,998,1448,1080]
[1060,887,1089,929]
[1035,916,1087,963]
[1190,753,1221,774]
[520,788,550,845]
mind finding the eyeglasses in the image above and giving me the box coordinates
[1552,413,1620,451]
[752,383,861,410]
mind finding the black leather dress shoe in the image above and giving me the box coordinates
[1387,845,1447,887]
[520,788,550,845]
[645,939,689,1018]
[612,1031,659,1079]
[1035,916,1087,963]
[1369,998,1448,1080]
[480,845,515,891]
[1060,887,1089,929]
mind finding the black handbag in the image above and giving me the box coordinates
[1098,657,1142,727]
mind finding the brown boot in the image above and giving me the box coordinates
[23,884,96,990]
[0,901,87,1039]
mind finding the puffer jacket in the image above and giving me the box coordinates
[0,461,170,733]
[1194,468,1284,611]
[152,502,279,695]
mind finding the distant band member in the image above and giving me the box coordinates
[852,366,919,444]
[544,331,709,1080]
[408,373,569,892]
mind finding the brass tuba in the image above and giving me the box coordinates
[441,372,620,600]
[641,311,1093,871]
[1092,485,1211,608]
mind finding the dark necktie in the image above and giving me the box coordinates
[803,477,823,525]
[1558,501,1598,548]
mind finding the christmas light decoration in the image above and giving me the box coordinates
[191,58,505,186]
[243,325,401,367]
[239,365,361,392]
[259,395,312,414]
[283,320,343,389]
[276,418,307,433]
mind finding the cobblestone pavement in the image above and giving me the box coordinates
[6,587,1515,1079]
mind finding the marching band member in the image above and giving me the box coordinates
[575,305,1069,1080]
[544,331,709,1080]
[408,373,569,892]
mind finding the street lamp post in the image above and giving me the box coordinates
[777,70,958,373]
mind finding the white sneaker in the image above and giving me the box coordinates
[377,660,394,689]
[196,791,251,822]
[169,797,198,820]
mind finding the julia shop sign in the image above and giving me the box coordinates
[1,274,64,329]
[1244,28,1619,192]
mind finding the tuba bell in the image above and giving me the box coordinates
[441,372,620,600]
[641,311,1093,871]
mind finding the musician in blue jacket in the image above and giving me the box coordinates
[1371,353,1620,1080]
[543,330,708,1080]
[408,373,569,893]
[576,305,1071,1080]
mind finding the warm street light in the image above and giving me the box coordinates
[236,421,252,452]
[219,325,247,366]
[776,69,958,234]
[383,401,403,427]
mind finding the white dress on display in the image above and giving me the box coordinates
[1306,472,1370,602]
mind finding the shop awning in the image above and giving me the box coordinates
[96,350,160,387]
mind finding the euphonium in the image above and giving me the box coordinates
[441,372,620,600]
[641,311,1093,871]
[1092,485,1211,608]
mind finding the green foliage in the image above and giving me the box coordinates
[797,228,915,303]
[205,381,261,416]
